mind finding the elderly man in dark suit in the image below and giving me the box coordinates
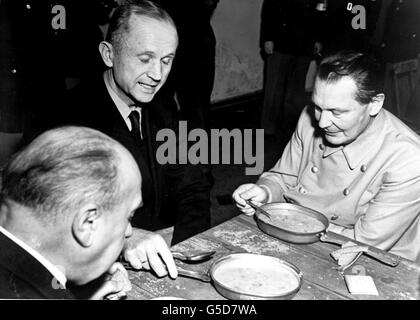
[25,0,211,276]
[0,126,140,299]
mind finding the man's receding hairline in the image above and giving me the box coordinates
[313,76,363,105]
[114,11,177,48]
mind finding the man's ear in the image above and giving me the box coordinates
[368,93,385,116]
[72,205,101,248]
[99,41,115,68]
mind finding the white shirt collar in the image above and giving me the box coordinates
[0,225,67,288]
[103,70,143,138]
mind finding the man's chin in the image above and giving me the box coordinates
[131,90,157,104]
[324,134,345,146]
[134,95,155,104]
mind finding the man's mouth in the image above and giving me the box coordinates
[323,130,339,136]
[138,82,158,90]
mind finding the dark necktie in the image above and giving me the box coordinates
[129,110,142,142]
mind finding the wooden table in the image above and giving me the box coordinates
[127,214,420,300]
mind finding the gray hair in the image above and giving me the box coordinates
[106,0,177,51]
[1,127,127,224]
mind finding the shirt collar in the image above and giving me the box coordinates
[103,70,141,123]
[321,109,386,170]
[0,225,67,288]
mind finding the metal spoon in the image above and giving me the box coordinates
[121,250,215,270]
[121,262,212,282]
[245,200,272,221]
[171,250,216,263]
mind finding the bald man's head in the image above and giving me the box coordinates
[1,126,142,225]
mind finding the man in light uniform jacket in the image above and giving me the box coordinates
[233,51,420,263]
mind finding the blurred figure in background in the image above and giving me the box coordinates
[150,0,219,185]
[0,0,116,162]
[321,0,382,55]
[376,0,420,121]
[378,0,420,63]
[154,0,219,132]
[259,0,324,138]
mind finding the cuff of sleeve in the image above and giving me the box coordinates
[256,176,285,202]
[258,184,272,203]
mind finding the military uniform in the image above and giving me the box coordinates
[257,106,420,262]
[259,0,324,135]
[0,0,110,134]
[379,0,420,62]
[321,0,382,54]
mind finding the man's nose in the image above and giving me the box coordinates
[318,110,332,129]
[147,61,162,82]
[125,223,133,239]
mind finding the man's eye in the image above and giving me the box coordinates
[312,104,321,113]
[161,57,172,65]
[139,56,151,63]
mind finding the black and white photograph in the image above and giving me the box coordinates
[1,0,420,307]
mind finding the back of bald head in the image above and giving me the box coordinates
[1,126,137,224]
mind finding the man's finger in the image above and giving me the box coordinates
[141,260,151,270]
[243,208,255,216]
[124,250,143,270]
[232,192,247,206]
[157,244,178,279]
[146,249,168,278]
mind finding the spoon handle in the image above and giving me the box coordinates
[171,251,187,261]
[245,200,271,220]
[176,266,212,282]
[122,262,211,282]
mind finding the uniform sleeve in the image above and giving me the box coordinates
[354,145,420,254]
[256,109,310,202]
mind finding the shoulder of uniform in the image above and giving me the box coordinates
[295,105,317,139]
[382,110,420,152]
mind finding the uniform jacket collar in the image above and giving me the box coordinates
[322,109,386,170]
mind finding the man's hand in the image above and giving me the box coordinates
[122,228,178,279]
[90,262,131,300]
[232,183,269,216]
[264,41,274,55]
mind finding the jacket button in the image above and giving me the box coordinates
[343,188,350,196]
[311,166,319,173]
[331,214,338,221]
[299,186,306,194]
[360,164,367,172]
[319,144,325,150]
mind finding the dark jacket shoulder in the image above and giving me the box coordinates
[0,232,74,299]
